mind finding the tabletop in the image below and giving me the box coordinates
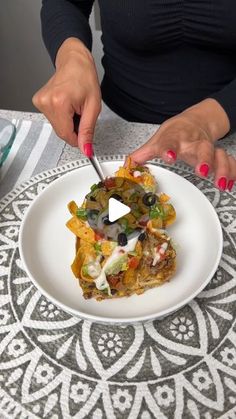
[0,104,236,419]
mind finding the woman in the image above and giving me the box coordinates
[33,0,236,191]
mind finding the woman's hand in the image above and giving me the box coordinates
[33,37,101,155]
[130,99,236,191]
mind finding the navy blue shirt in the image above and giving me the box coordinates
[41,0,236,129]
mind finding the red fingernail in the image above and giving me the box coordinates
[217,177,227,190]
[228,180,234,191]
[199,163,209,177]
[83,143,93,158]
[166,150,176,161]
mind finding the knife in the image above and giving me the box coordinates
[73,114,105,181]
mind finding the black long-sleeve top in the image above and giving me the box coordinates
[41,0,236,130]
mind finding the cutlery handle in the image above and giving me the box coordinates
[90,155,105,181]
[73,113,105,181]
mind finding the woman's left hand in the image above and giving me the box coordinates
[130,99,236,191]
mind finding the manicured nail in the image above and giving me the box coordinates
[228,179,234,191]
[166,150,176,161]
[199,163,209,177]
[217,177,227,191]
[83,143,93,158]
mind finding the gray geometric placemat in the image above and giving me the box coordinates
[0,156,235,418]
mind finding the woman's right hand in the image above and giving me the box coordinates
[33,37,101,154]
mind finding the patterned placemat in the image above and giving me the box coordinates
[0,157,235,419]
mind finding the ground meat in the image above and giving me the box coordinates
[150,259,168,275]
[141,234,175,275]
[84,291,92,299]
[107,272,125,289]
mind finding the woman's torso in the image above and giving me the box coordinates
[98,0,236,123]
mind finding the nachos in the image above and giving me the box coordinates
[66,160,177,300]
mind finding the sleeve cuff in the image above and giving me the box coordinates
[209,80,236,133]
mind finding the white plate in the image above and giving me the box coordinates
[19,162,223,324]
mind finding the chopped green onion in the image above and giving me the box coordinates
[119,218,128,229]
[125,226,134,235]
[101,287,109,294]
[82,265,89,276]
[94,243,102,253]
[76,208,87,220]
[119,218,133,235]
[149,209,159,219]
[90,183,98,192]
[149,204,165,219]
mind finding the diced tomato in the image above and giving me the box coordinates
[104,177,116,189]
[128,257,140,269]
[95,232,104,241]
[139,219,148,227]
[156,245,166,260]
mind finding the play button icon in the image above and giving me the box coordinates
[108,198,131,222]
[85,176,148,241]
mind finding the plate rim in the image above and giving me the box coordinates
[19,161,223,324]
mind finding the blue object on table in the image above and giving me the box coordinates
[0,117,16,167]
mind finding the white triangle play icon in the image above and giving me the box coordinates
[108,198,131,222]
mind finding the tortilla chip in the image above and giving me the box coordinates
[66,216,95,243]
[71,243,96,281]
[163,203,176,226]
[123,268,137,287]
[68,201,79,216]
[101,241,115,256]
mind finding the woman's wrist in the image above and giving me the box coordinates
[182,98,230,142]
[55,37,94,69]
